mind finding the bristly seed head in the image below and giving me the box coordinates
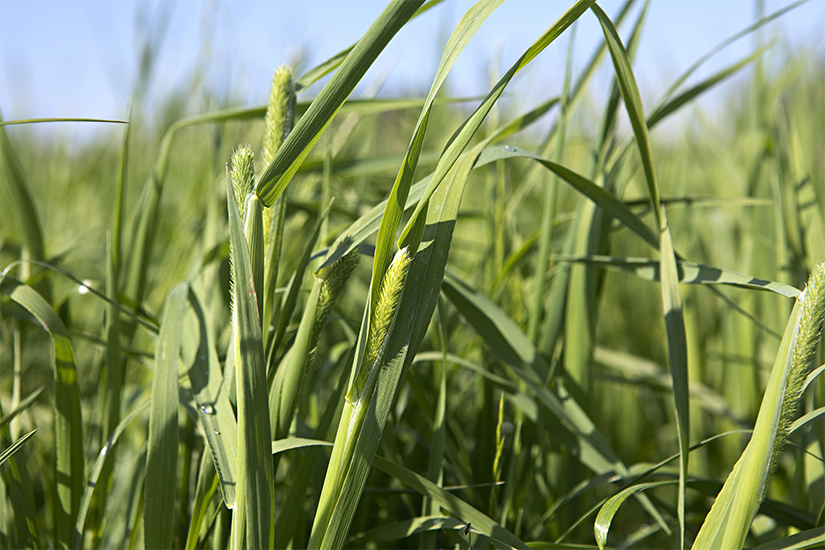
[231,144,254,217]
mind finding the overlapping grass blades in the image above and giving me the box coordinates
[693,263,824,549]
[144,283,187,549]
[225,169,273,549]
[0,276,84,548]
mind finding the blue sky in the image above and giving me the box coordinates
[1,0,823,141]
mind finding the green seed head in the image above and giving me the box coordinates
[230,144,255,217]
[366,247,411,368]
[769,262,825,483]
[263,65,295,166]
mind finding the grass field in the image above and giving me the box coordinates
[1,1,824,549]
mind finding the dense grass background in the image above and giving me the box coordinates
[1,1,823,548]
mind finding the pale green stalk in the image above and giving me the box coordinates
[693,263,825,549]
[310,247,410,549]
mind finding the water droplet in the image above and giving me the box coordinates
[199,403,216,415]
[198,354,206,361]
[504,145,516,152]
[213,430,221,435]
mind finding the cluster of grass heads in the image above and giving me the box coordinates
[1,0,824,548]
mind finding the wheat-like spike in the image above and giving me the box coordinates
[230,144,254,219]
[365,247,411,369]
[263,65,295,167]
[767,262,825,486]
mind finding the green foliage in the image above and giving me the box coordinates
[1,1,823,549]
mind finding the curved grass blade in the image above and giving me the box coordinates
[184,287,238,508]
[372,455,530,550]
[184,450,220,550]
[317,96,562,272]
[658,209,690,548]
[398,0,596,247]
[590,3,661,227]
[0,386,44,430]
[479,146,659,249]
[0,275,84,546]
[256,0,425,207]
[0,117,127,126]
[552,254,801,297]
[0,112,47,267]
[692,264,825,549]
[0,429,36,467]
[594,481,674,550]
[226,167,273,549]
[74,399,150,549]
[751,527,825,550]
[144,282,188,549]
[441,271,669,534]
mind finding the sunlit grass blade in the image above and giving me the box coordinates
[0,429,36,467]
[292,0,444,92]
[658,208,690,548]
[256,0,425,207]
[184,287,238,507]
[441,271,670,534]
[480,146,659,248]
[591,3,661,227]
[594,481,674,550]
[0,275,84,546]
[226,168,273,550]
[553,254,800,297]
[144,282,187,549]
[368,0,505,310]
[398,0,596,247]
[693,263,825,549]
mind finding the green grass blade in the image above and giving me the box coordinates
[372,455,530,550]
[184,450,220,550]
[0,114,45,261]
[369,0,505,311]
[144,282,187,549]
[292,0,444,92]
[659,209,690,548]
[398,0,595,246]
[0,390,39,548]
[552,254,800,297]
[267,203,330,376]
[255,0,425,207]
[594,481,674,550]
[0,386,44,431]
[74,400,150,549]
[441,272,670,534]
[591,3,661,228]
[751,527,825,550]
[647,46,772,128]
[0,429,36,467]
[226,168,273,549]
[692,264,825,549]
[0,275,84,546]
[479,146,659,248]
[184,286,239,507]
[270,279,321,440]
